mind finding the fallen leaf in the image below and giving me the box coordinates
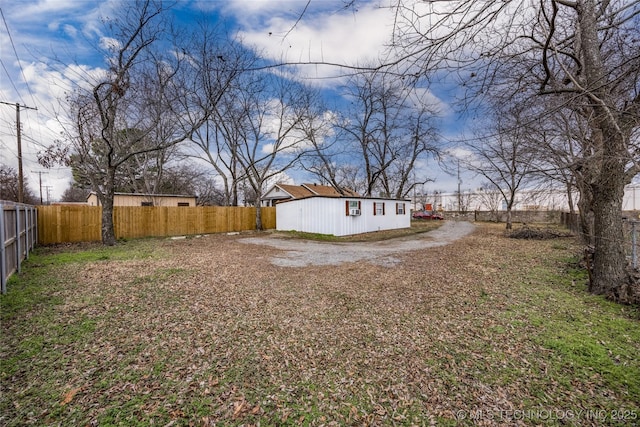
[60,387,82,406]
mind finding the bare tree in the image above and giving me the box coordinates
[60,183,90,203]
[333,71,440,198]
[43,1,236,245]
[391,0,640,300]
[298,96,352,193]
[0,164,38,204]
[529,103,593,239]
[459,105,538,229]
[475,185,503,221]
[182,24,256,206]
[212,72,315,228]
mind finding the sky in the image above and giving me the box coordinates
[0,0,475,202]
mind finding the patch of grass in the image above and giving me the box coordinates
[496,249,640,422]
[278,230,340,241]
[2,228,640,426]
[33,239,161,265]
[276,220,443,242]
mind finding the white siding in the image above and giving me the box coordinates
[623,184,640,211]
[276,197,411,236]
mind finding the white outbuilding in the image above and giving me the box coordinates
[276,195,411,236]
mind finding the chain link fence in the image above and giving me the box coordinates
[623,219,639,269]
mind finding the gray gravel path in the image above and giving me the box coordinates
[239,221,476,267]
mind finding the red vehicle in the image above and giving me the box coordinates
[412,210,444,220]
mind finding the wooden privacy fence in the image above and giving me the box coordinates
[37,205,276,245]
[1,202,38,294]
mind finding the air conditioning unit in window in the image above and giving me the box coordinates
[350,208,361,216]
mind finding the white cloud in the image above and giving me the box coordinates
[0,0,471,199]
[63,24,78,38]
[234,2,397,82]
[1,57,106,200]
[99,36,121,51]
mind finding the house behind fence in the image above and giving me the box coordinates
[86,192,197,207]
[1,202,38,294]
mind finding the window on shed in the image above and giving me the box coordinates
[373,202,385,215]
[345,200,361,215]
[396,203,405,215]
[141,201,153,206]
[178,202,190,207]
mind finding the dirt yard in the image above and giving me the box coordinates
[2,222,639,426]
[240,220,475,266]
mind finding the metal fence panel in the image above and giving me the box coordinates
[623,219,639,269]
[1,202,38,294]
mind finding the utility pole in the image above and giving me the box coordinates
[43,185,52,205]
[31,170,48,205]
[1,101,38,203]
[457,159,461,212]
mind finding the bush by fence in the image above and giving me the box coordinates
[1,202,38,293]
[37,205,276,245]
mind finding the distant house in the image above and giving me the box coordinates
[276,195,411,237]
[86,192,196,207]
[261,183,360,207]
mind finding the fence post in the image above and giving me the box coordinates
[15,204,22,274]
[25,205,31,260]
[632,221,637,269]
[1,203,6,294]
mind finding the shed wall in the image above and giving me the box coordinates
[276,198,410,236]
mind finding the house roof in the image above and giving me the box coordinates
[275,184,316,199]
[265,183,360,200]
[301,183,360,197]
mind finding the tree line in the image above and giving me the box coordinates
[384,0,638,301]
[30,0,639,302]
[36,1,441,245]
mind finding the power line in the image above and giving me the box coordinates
[0,56,24,104]
[0,8,38,107]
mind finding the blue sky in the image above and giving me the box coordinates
[0,0,475,200]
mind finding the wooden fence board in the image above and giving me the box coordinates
[37,205,275,244]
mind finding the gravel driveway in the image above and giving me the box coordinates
[240,221,476,267]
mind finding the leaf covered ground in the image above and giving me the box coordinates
[1,222,639,426]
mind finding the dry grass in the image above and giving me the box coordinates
[1,222,639,426]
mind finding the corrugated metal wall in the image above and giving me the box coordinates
[276,197,410,236]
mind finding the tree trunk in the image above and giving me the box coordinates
[101,168,118,246]
[505,208,512,230]
[577,190,594,245]
[255,203,263,231]
[576,0,632,299]
[588,130,631,300]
